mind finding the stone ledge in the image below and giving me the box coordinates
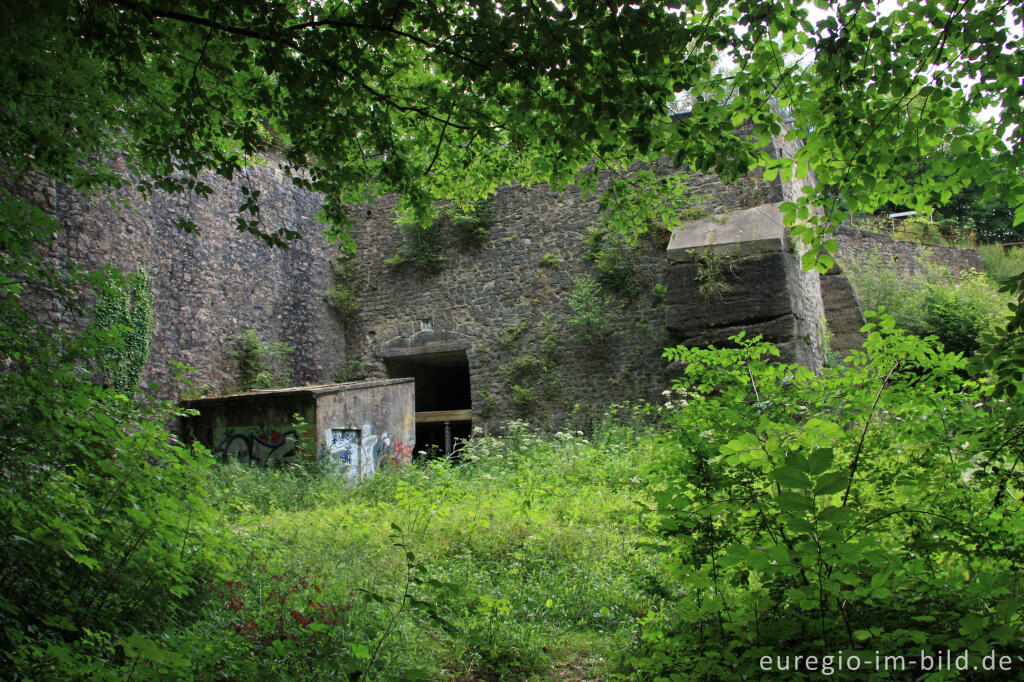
[667,202,786,262]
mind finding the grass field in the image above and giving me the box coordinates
[181,415,669,680]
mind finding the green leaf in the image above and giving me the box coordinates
[807,448,834,474]
[813,471,848,496]
[776,491,813,512]
[770,465,812,489]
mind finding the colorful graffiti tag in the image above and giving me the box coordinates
[327,428,361,480]
[324,424,414,480]
[215,426,300,466]
[392,439,413,465]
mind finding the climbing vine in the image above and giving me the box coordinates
[93,267,154,394]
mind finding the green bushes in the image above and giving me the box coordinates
[567,274,620,347]
[388,198,496,273]
[386,205,445,273]
[325,252,359,319]
[231,329,293,391]
[445,198,495,246]
[624,324,1024,678]
[980,244,1024,283]
[584,225,640,298]
[844,250,1008,355]
[0,192,227,678]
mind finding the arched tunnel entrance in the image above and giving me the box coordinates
[383,349,472,457]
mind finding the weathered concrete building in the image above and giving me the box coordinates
[182,378,415,477]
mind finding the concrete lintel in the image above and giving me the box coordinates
[375,329,470,358]
[667,202,787,262]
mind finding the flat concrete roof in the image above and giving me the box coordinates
[181,377,414,406]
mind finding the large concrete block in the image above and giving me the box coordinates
[667,202,786,262]
[664,252,794,333]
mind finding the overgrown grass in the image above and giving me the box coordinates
[171,416,667,680]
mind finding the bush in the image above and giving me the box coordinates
[0,191,227,677]
[844,250,1008,355]
[386,203,444,273]
[980,244,1024,283]
[583,226,640,298]
[623,324,1024,679]
[325,252,359,319]
[231,329,293,391]
[444,198,495,245]
[567,274,620,346]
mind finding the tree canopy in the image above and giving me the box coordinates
[3,0,1022,259]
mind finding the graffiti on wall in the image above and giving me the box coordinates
[324,423,414,480]
[327,428,361,480]
[215,426,300,466]
[392,439,413,465]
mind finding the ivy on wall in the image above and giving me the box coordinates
[93,267,154,394]
[325,252,360,319]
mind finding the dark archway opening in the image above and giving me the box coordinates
[384,350,472,458]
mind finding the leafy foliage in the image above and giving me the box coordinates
[936,180,1021,245]
[567,274,621,347]
[179,416,663,680]
[584,225,640,298]
[980,244,1024,284]
[231,329,293,392]
[386,204,445,273]
[324,252,360,319]
[0,192,227,677]
[93,267,155,394]
[624,325,1024,678]
[844,250,1008,356]
[695,247,732,299]
[444,197,495,246]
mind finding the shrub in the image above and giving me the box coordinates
[539,252,561,268]
[567,274,620,346]
[232,329,293,391]
[980,244,1024,283]
[325,252,359,319]
[444,197,495,245]
[844,250,1008,355]
[0,191,227,677]
[583,226,640,298]
[623,324,1024,678]
[386,204,444,273]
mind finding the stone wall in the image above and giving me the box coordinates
[28,156,346,394]
[342,162,785,431]
[24,129,836,431]
[833,225,985,279]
